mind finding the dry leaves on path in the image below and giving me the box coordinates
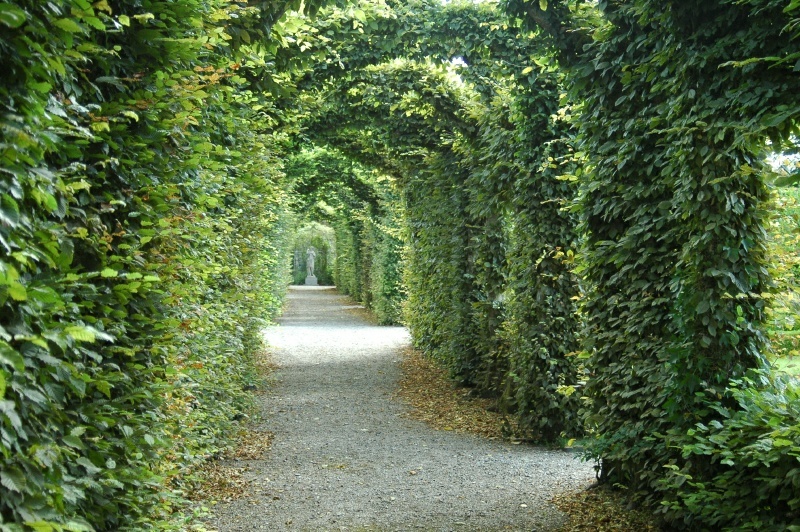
[395,345,662,531]
[189,428,275,503]
[396,346,510,439]
[191,350,278,504]
[190,461,250,504]
[553,487,662,531]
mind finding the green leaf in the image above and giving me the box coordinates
[133,13,154,23]
[42,192,58,212]
[26,522,56,532]
[76,457,101,475]
[94,380,112,398]
[29,286,63,305]
[67,374,87,397]
[0,194,20,228]
[118,14,130,26]
[763,106,800,128]
[65,325,114,343]
[64,521,95,532]
[0,371,5,399]
[0,399,22,431]
[0,468,26,492]
[539,0,548,10]
[0,343,24,371]
[0,3,26,28]
[53,18,83,33]
[100,268,118,278]
[63,435,85,449]
[64,520,94,532]
[29,81,52,93]
[8,282,26,301]
[90,121,110,133]
[65,326,95,343]
[84,16,105,31]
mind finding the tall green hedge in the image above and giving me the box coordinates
[7,0,797,527]
[296,0,800,525]
[566,1,794,499]
[477,79,583,441]
[402,153,479,380]
[0,1,297,528]
[369,199,405,325]
[502,0,800,524]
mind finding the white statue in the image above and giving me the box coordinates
[306,247,316,277]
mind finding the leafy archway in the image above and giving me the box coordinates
[296,5,584,440]
[3,0,800,529]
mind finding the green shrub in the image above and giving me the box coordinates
[333,217,365,298]
[767,186,800,375]
[658,373,800,530]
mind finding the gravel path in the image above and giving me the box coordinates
[209,286,595,531]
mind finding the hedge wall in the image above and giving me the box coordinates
[1,1,295,528]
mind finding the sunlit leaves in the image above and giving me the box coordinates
[0,0,299,528]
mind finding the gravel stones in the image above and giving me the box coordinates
[208,286,595,531]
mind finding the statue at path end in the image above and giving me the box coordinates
[306,247,317,277]
[305,248,318,286]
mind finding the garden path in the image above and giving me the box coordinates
[209,286,594,531]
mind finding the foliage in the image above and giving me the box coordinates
[331,187,404,322]
[767,186,800,375]
[293,0,589,440]
[658,373,800,530]
[0,0,298,528]
[483,80,584,441]
[1,1,197,527]
[6,0,800,528]
[367,185,404,325]
[502,0,798,505]
[332,216,365,300]
[402,151,478,380]
[285,146,403,321]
